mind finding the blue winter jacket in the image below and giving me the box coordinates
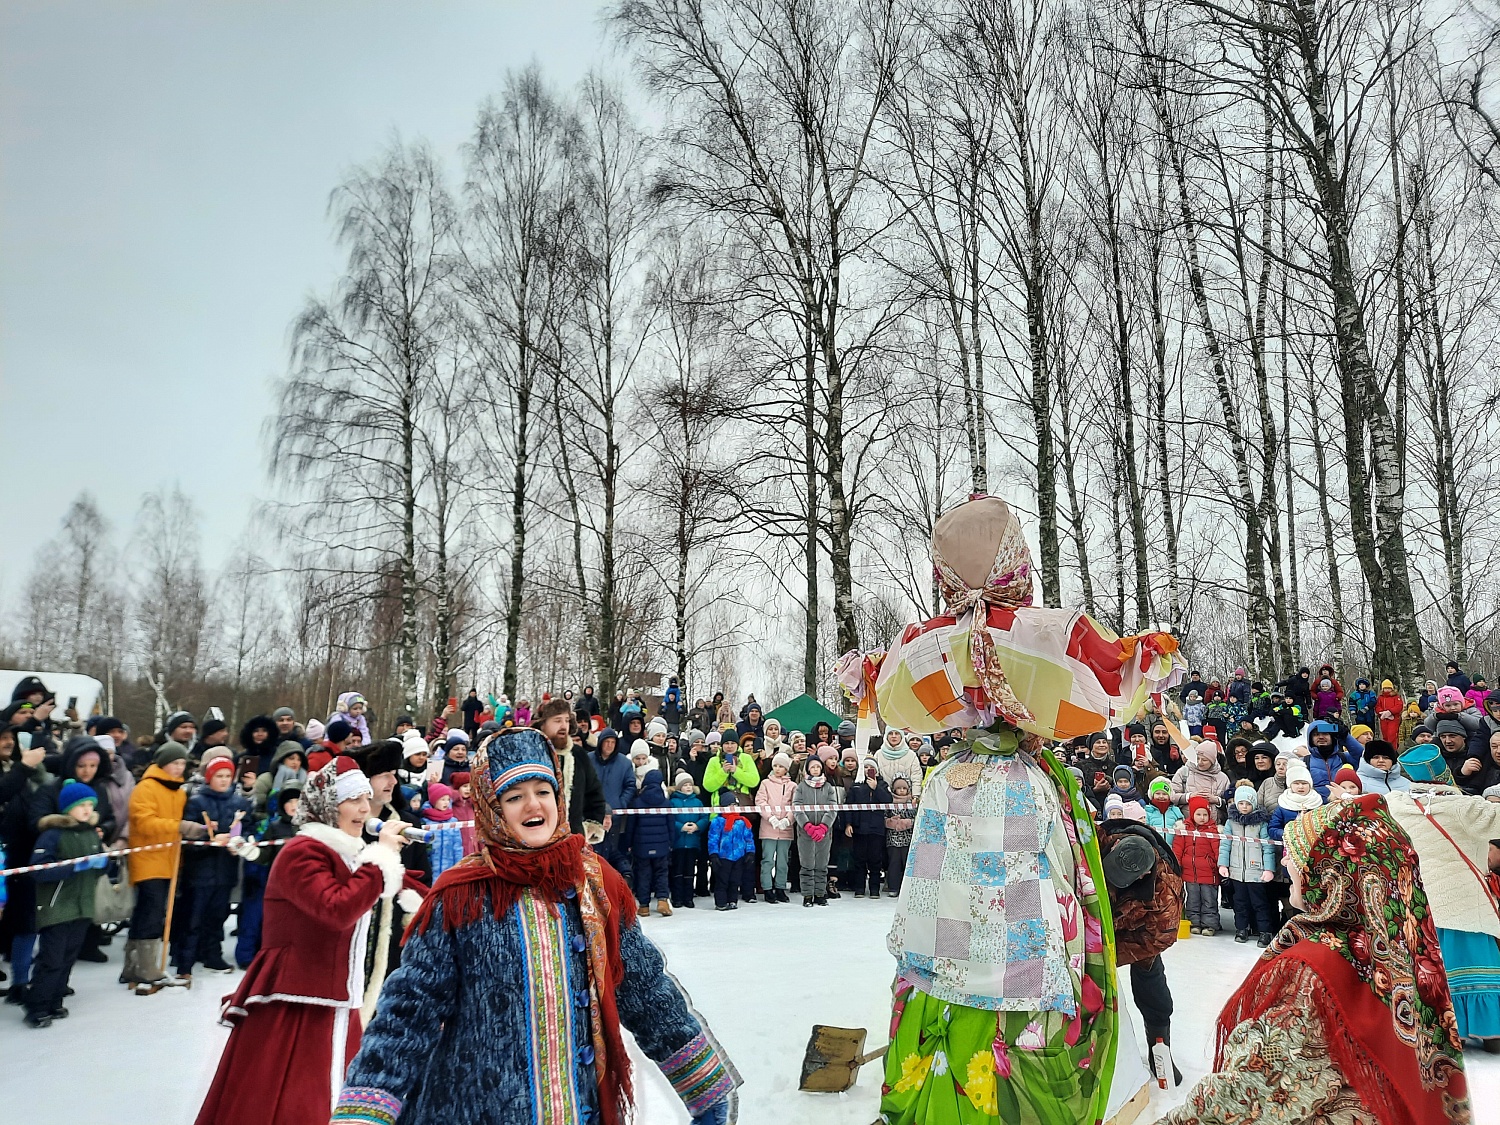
[670,791,709,851]
[592,739,636,815]
[708,815,755,862]
[624,771,674,860]
[337,894,737,1125]
[182,786,252,887]
[1356,757,1412,794]
[1304,722,1363,799]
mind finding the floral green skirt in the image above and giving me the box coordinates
[880,984,1105,1125]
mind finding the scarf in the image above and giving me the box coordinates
[1220,795,1468,1125]
[932,513,1036,724]
[1278,787,1324,813]
[407,737,638,1125]
[880,738,908,760]
[422,802,455,823]
[804,773,826,789]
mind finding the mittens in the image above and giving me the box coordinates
[804,823,829,843]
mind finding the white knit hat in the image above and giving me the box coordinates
[401,730,429,761]
[1285,758,1313,787]
[772,752,792,771]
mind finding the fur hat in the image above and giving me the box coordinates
[349,738,403,779]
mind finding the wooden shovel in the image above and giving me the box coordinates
[798,1025,889,1093]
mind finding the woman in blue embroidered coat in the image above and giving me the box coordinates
[333,728,738,1125]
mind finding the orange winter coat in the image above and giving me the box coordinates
[127,765,188,883]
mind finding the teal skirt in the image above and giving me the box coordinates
[1438,927,1500,1039]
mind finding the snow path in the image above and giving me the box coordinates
[2,897,1496,1123]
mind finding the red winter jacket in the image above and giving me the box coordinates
[1172,817,1221,885]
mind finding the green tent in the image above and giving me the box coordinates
[764,692,843,734]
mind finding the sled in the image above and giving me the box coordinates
[798,1024,888,1093]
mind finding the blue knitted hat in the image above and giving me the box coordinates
[476,728,558,799]
[59,781,97,815]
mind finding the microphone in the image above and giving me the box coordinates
[365,818,431,844]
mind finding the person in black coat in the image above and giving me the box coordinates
[624,768,674,913]
[841,760,893,898]
[238,715,280,775]
[0,725,53,999]
[28,736,117,844]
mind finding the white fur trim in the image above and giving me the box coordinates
[355,842,405,900]
[298,820,365,859]
[396,887,424,914]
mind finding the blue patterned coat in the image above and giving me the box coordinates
[334,887,737,1125]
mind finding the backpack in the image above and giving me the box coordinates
[1098,822,1184,966]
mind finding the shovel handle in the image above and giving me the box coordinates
[855,1044,890,1067]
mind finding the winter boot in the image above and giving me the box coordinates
[656,899,673,917]
[1234,930,1251,943]
[132,941,183,994]
[804,895,814,907]
[1257,932,1274,948]
[813,896,828,906]
[637,904,651,918]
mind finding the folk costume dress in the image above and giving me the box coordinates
[332,728,739,1125]
[838,497,1184,1125]
[1161,795,1471,1125]
[195,757,407,1125]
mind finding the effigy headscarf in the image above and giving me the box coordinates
[840,495,1184,739]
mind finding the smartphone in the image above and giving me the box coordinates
[447,696,458,711]
[67,696,78,711]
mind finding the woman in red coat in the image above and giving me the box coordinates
[195,757,408,1125]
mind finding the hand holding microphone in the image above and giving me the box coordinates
[366,818,430,848]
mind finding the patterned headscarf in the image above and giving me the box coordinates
[468,728,568,853]
[931,497,1036,724]
[1233,795,1468,1123]
[293,757,372,828]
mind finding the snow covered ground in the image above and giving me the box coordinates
[3,898,1497,1124]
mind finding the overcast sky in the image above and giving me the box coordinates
[1,0,611,580]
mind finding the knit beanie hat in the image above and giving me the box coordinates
[401,731,429,760]
[449,771,471,789]
[1187,794,1212,820]
[772,752,792,771]
[1437,686,1465,708]
[1285,758,1314,787]
[272,706,296,720]
[427,782,453,803]
[444,728,470,747]
[1148,777,1171,798]
[59,780,97,815]
[705,731,722,746]
[674,771,695,790]
[1233,784,1257,808]
[1333,765,1361,789]
[647,718,668,739]
[326,719,353,744]
[304,718,326,742]
[686,728,706,744]
[817,744,839,764]
[1112,764,1135,784]
[153,741,189,768]
[1349,724,1372,740]
[1103,793,1125,816]
[203,757,235,783]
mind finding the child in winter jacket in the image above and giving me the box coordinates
[1269,758,1324,844]
[178,757,255,981]
[754,753,797,904]
[1348,679,1377,729]
[26,781,107,1028]
[793,756,840,906]
[1183,692,1206,736]
[884,776,916,896]
[448,771,477,855]
[669,773,708,909]
[842,759,893,898]
[707,808,756,910]
[1170,740,1231,822]
[1218,785,1277,946]
[625,768,674,916]
[1173,796,1221,935]
[422,782,463,880]
[1143,778,1183,841]
[1109,765,1148,821]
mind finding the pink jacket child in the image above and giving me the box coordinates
[755,773,797,840]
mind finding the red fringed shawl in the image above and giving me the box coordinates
[407,834,640,1125]
[1217,941,1468,1125]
